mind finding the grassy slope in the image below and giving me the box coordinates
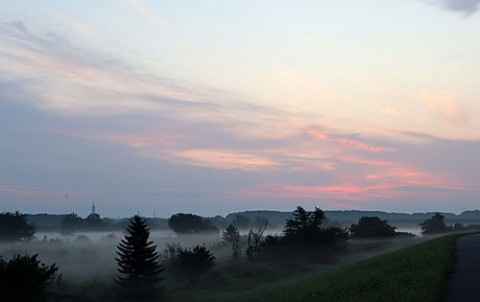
[230,234,459,302]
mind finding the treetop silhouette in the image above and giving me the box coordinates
[115,215,164,300]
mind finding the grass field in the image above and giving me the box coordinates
[229,234,459,302]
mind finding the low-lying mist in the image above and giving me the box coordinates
[0,230,226,282]
[0,225,421,283]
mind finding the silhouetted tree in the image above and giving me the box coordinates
[0,254,57,302]
[420,213,447,234]
[115,215,164,300]
[60,213,83,234]
[176,245,215,280]
[260,206,348,259]
[283,206,326,243]
[222,224,240,243]
[246,220,268,262]
[222,224,241,260]
[168,213,218,234]
[0,211,35,242]
[350,216,397,238]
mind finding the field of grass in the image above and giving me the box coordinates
[229,234,459,302]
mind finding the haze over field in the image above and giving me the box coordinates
[1,1,480,217]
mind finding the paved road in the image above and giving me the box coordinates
[443,233,480,302]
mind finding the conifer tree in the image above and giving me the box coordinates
[115,215,163,300]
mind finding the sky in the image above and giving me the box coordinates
[1,0,480,217]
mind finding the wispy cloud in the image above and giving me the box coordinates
[0,185,53,197]
[435,0,480,15]
[126,0,167,28]
[174,149,281,170]
[379,107,399,116]
[307,128,396,153]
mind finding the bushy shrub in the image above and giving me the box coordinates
[0,254,57,302]
[0,211,35,241]
[350,216,397,238]
[165,245,215,280]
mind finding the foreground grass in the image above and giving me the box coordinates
[168,238,422,302]
[230,234,459,302]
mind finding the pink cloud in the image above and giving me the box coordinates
[236,162,475,204]
[59,130,282,171]
[307,128,395,153]
[420,90,464,125]
[238,182,402,202]
[0,185,64,197]
[336,138,395,153]
[340,155,393,166]
[174,149,281,170]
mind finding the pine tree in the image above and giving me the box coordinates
[283,206,325,241]
[115,215,164,300]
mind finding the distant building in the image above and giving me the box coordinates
[85,202,103,228]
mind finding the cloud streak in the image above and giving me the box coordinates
[436,0,480,15]
[307,128,396,153]
[126,0,167,28]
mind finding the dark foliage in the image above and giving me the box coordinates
[222,224,240,243]
[115,215,164,300]
[282,206,348,246]
[60,213,83,234]
[0,254,57,302]
[246,220,268,262]
[420,212,447,234]
[259,207,348,263]
[84,213,103,229]
[0,211,35,242]
[168,213,218,234]
[175,245,215,280]
[319,226,350,243]
[350,216,397,238]
[283,206,325,242]
[223,224,241,260]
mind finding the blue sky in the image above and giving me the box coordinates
[1,0,480,217]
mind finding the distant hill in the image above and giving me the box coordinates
[24,209,480,231]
